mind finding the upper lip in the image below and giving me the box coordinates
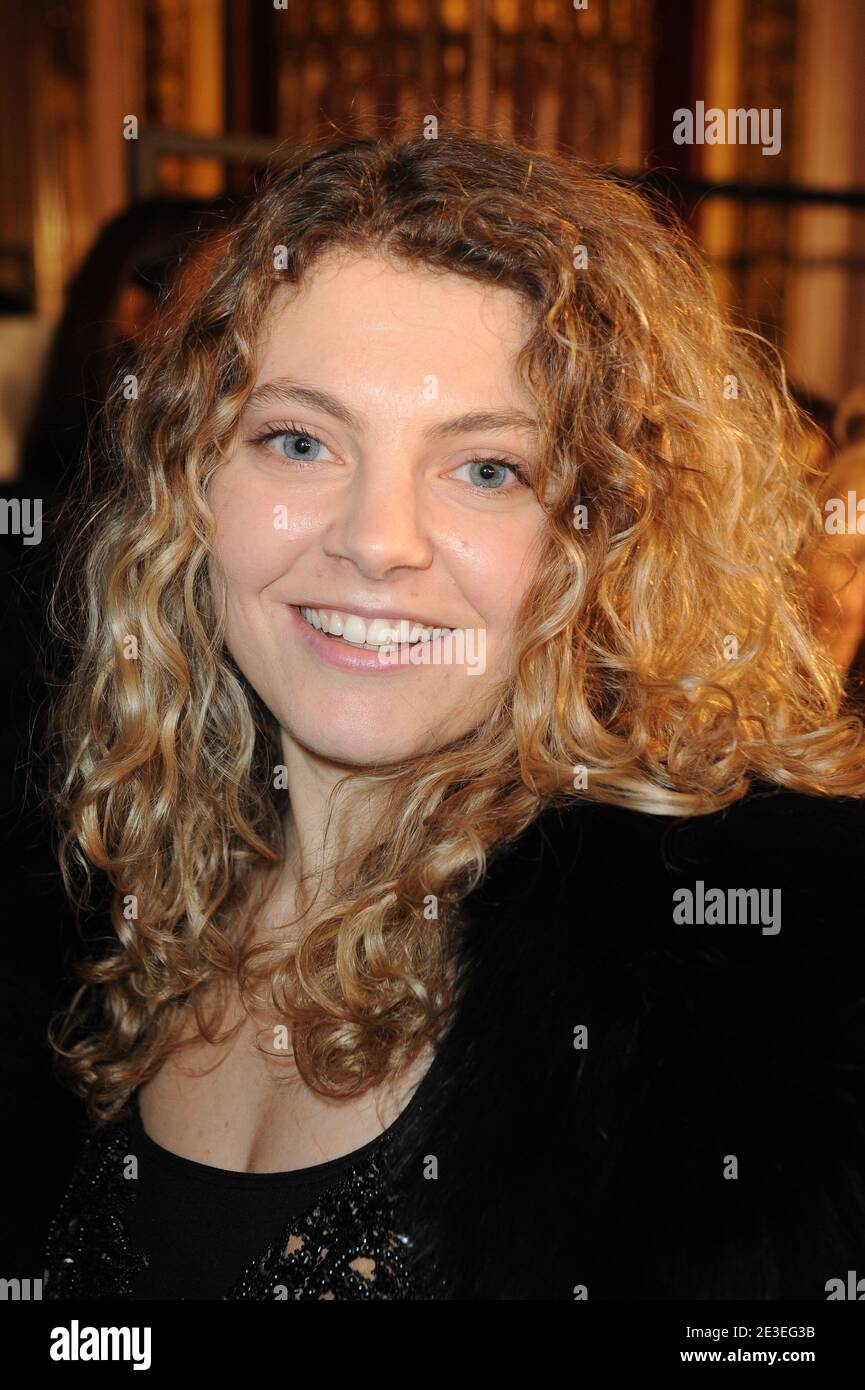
[292,601,455,629]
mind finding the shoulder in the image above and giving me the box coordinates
[470,781,865,941]
[465,781,865,1055]
[428,783,865,1297]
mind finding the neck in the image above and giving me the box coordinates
[262,734,390,929]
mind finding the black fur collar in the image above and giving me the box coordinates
[388,783,865,1299]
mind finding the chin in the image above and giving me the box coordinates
[285,712,442,769]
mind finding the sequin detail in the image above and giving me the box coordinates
[43,1120,149,1300]
[228,1130,446,1300]
[44,1117,446,1301]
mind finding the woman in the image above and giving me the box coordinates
[42,131,865,1301]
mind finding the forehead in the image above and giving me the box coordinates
[253,251,535,403]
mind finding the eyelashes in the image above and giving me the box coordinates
[245,419,532,498]
[247,424,327,467]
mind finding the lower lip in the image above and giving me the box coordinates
[285,604,449,674]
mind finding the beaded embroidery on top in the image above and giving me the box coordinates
[228,1137,446,1300]
[43,1112,445,1301]
[43,1120,149,1300]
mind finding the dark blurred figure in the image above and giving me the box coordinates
[789,380,836,441]
[19,196,245,500]
[0,193,247,1279]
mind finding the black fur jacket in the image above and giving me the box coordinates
[387,780,865,1300]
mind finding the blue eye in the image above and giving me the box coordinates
[452,457,526,493]
[248,421,333,464]
[248,424,529,497]
[466,460,511,488]
[276,430,324,462]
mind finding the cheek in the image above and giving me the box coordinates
[459,520,545,629]
[209,467,312,589]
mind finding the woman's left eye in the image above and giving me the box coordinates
[451,458,528,494]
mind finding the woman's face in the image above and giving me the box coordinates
[208,250,548,766]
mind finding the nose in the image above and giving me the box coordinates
[321,458,434,579]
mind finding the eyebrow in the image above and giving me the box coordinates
[242,377,540,440]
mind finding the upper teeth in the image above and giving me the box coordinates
[299,606,455,648]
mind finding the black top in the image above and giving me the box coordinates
[123,1059,438,1300]
[45,786,865,1301]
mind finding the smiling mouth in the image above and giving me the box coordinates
[297,605,456,651]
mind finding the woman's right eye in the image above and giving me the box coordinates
[270,429,325,462]
[250,426,335,464]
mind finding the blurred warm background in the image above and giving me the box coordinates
[1,0,865,445]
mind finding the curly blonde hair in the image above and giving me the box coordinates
[47,130,865,1120]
